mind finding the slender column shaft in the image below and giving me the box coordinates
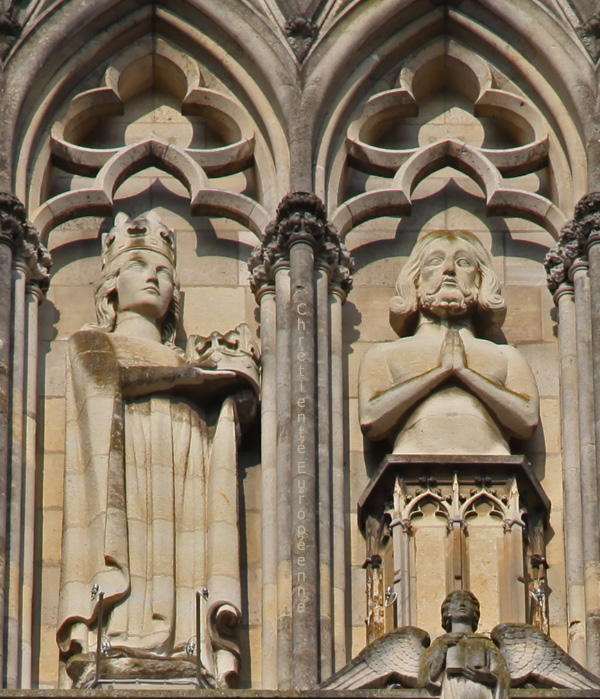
[561,275,587,663]
[6,261,28,688]
[259,287,278,689]
[289,240,318,689]
[364,565,384,644]
[449,523,466,590]
[275,266,292,688]
[249,192,352,687]
[316,267,331,680]
[502,521,526,623]
[20,285,42,688]
[0,240,12,687]
[329,288,346,670]
[585,242,600,673]
[395,520,413,626]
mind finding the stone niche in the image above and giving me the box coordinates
[359,456,550,641]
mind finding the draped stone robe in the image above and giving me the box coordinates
[419,633,510,699]
[57,329,243,686]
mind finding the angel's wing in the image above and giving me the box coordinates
[492,623,600,690]
[318,626,430,689]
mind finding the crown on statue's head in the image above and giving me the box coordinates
[101,211,176,268]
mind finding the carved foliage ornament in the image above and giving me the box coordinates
[545,191,600,292]
[284,15,318,61]
[0,9,20,59]
[0,193,51,286]
[576,12,600,62]
[248,191,354,295]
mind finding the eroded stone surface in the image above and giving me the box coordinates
[358,230,539,457]
[57,212,259,688]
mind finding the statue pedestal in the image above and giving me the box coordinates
[358,455,550,642]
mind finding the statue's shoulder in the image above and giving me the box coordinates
[68,327,114,355]
[492,341,533,368]
[362,337,408,364]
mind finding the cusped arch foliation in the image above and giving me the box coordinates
[95,140,209,198]
[345,38,550,182]
[311,1,588,207]
[31,139,268,242]
[331,140,566,239]
[405,491,450,524]
[8,0,290,207]
[51,74,256,179]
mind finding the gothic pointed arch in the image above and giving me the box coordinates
[2,0,297,211]
[308,0,590,214]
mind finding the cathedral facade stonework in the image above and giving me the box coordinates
[1,0,600,694]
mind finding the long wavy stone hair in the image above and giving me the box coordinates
[92,253,181,345]
[389,230,506,340]
[441,590,481,632]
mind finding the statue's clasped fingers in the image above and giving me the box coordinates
[462,667,496,685]
[452,330,467,369]
[440,330,456,372]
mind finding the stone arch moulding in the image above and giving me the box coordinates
[405,491,450,523]
[324,32,571,238]
[7,2,291,211]
[310,5,588,217]
[31,138,269,243]
[331,139,566,240]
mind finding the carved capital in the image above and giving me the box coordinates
[0,10,21,59]
[284,15,318,62]
[446,516,467,533]
[552,282,574,305]
[248,191,354,296]
[20,224,52,288]
[503,517,526,533]
[545,220,582,293]
[574,191,600,250]
[0,193,52,288]
[576,12,600,62]
[0,193,27,249]
[545,192,600,294]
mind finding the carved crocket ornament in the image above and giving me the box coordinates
[320,590,600,695]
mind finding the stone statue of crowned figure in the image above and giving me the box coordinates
[56,211,260,688]
[359,229,539,456]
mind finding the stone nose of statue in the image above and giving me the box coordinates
[443,259,456,275]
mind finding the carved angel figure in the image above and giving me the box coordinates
[320,590,600,694]
[56,212,258,687]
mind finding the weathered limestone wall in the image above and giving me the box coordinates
[35,91,263,685]
[338,60,566,651]
[344,206,562,649]
[0,0,598,691]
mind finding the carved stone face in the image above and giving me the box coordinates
[417,237,480,319]
[116,249,174,322]
[444,591,478,629]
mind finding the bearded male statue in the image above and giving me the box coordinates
[359,230,539,455]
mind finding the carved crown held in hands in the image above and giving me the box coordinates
[186,323,261,393]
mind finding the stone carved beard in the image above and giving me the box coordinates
[417,280,478,319]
